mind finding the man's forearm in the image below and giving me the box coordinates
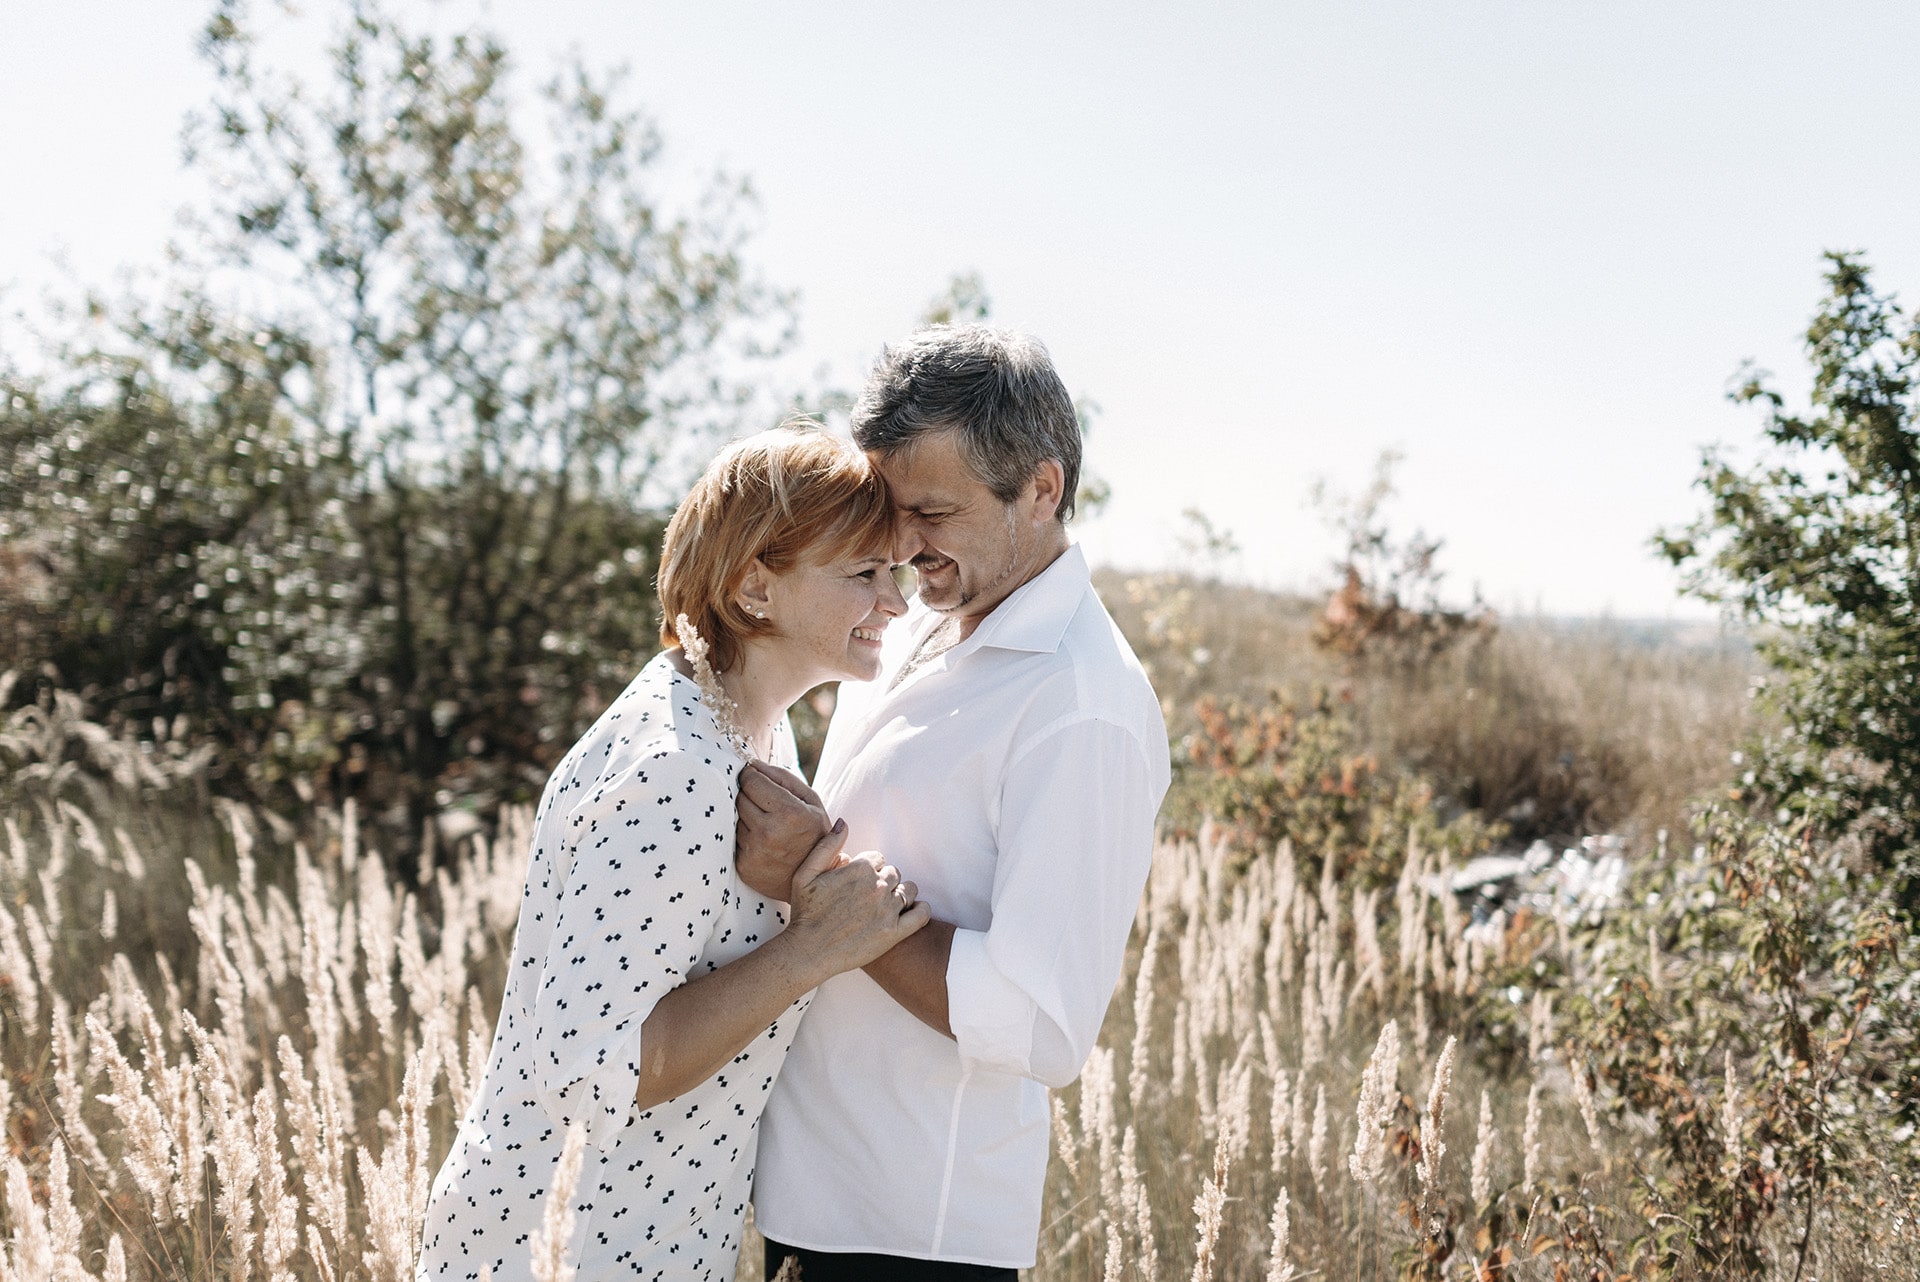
[863,919,954,1039]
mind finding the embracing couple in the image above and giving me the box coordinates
[416,325,1170,1280]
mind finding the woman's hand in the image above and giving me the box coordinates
[736,760,832,901]
[783,824,930,984]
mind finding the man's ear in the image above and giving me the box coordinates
[1027,459,1066,525]
[737,558,774,616]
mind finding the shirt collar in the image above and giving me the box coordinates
[947,542,1088,658]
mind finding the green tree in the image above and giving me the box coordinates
[1,0,787,829]
[1659,252,1920,879]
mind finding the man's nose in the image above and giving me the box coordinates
[891,515,925,564]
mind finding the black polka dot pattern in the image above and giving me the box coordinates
[417,655,805,1281]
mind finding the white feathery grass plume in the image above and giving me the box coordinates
[1103,1124,1142,1272]
[0,901,40,1027]
[2,813,27,884]
[1051,1094,1082,1182]
[1188,1130,1232,1282]
[1272,846,1298,989]
[89,1011,177,1213]
[1299,976,1325,1073]
[359,854,401,1054]
[1191,1026,1217,1138]
[109,818,146,882]
[261,883,299,987]
[1451,932,1472,997]
[1258,1010,1281,1086]
[1416,1035,1458,1221]
[1396,838,1425,976]
[1102,1225,1126,1282]
[4,1152,53,1278]
[1721,1050,1741,1165]
[1123,1124,1157,1282]
[1528,991,1554,1064]
[307,1223,340,1282]
[47,1140,85,1278]
[51,998,110,1177]
[1522,1080,1544,1192]
[105,1235,129,1282]
[100,887,117,941]
[1129,918,1162,1109]
[1411,912,1429,992]
[255,1085,300,1281]
[1308,1084,1330,1196]
[131,1001,205,1222]
[359,1040,442,1282]
[1566,1048,1605,1161]
[279,1036,348,1256]
[185,1014,259,1275]
[1170,1003,1192,1100]
[1084,1046,1124,1229]
[531,1119,589,1282]
[1265,1186,1294,1282]
[1269,1065,1293,1169]
[459,985,493,1122]
[1289,1073,1310,1163]
[1326,957,1350,1033]
[1471,1088,1496,1207]
[1428,933,1450,1003]
[1349,1019,1400,1186]
[1354,886,1387,1005]
[1219,1050,1255,1172]
[342,795,361,871]
[771,1258,801,1282]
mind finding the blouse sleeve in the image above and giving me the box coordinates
[529,747,737,1148]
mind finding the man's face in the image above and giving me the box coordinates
[874,430,1042,629]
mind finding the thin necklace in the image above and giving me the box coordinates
[674,614,755,760]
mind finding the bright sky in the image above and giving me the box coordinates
[5,1,1918,617]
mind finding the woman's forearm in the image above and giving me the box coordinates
[631,932,826,1114]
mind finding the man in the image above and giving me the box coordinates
[735,325,1170,1279]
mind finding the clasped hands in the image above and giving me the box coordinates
[736,760,917,912]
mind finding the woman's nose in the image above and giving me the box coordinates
[879,569,909,616]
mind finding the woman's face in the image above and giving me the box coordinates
[759,546,908,685]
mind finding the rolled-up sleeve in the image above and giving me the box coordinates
[530,753,734,1147]
[946,717,1162,1088]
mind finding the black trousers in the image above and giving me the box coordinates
[764,1238,1019,1281]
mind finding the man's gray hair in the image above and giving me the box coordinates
[851,324,1083,522]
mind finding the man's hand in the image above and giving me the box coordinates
[735,760,833,901]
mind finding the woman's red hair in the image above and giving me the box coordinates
[657,423,893,673]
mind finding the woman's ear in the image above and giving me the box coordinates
[737,558,774,618]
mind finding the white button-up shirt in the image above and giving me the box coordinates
[752,544,1170,1268]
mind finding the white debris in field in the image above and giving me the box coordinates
[1435,834,1629,925]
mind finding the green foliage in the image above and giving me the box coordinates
[1659,253,1920,877]
[1166,686,1502,884]
[1576,810,1917,1277]
[1,0,786,823]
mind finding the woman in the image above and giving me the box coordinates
[417,425,926,1281]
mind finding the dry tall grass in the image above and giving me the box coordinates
[1098,570,1755,843]
[1,581,1910,1281]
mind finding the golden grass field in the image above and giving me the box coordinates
[1,575,1914,1280]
